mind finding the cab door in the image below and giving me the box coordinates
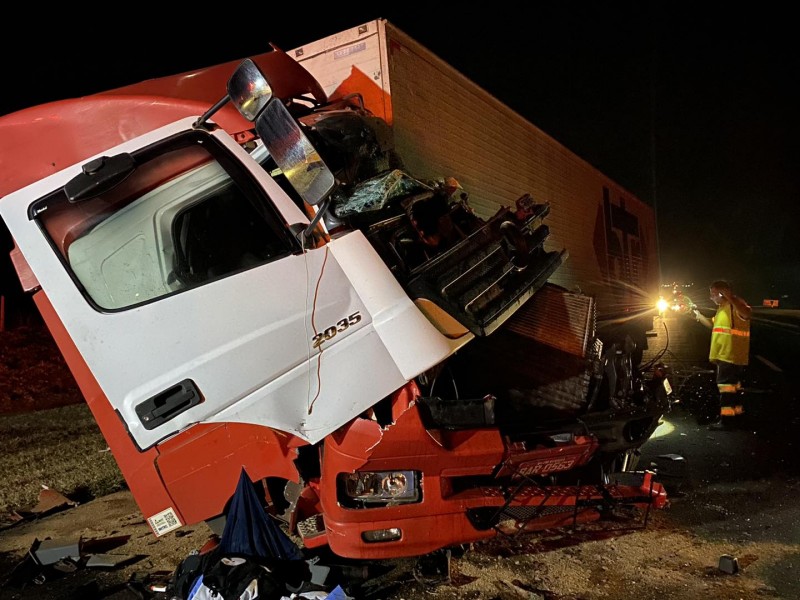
[0,117,452,450]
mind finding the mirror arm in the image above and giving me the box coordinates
[300,196,333,242]
[193,94,231,129]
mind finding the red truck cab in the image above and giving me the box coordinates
[0,42,667,559]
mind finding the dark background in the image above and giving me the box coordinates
[1,4,798,308]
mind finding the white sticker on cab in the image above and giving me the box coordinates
[147,507,182,536]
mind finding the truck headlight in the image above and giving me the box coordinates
[338,470,420,507]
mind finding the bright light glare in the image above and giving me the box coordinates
[656,298,669,313]
[649,419,675,439]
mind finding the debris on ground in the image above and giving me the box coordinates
[5,485,78,525]
[718,554,740,574]
[167,468,353,599]
[0,532,146,595]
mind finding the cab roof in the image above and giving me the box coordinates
[0,45,327,199]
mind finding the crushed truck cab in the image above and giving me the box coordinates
[0,20,669,559]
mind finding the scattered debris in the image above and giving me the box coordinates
[658,453,685,461]
[168,469,347,599]
[718,554,740,575]
[7,485,78,524]
[412,548,451,587]
[30,537,81,565]
[82,534,132,555]
[651,453,690,494]
[85,553,145,569]
[0,533,148,596]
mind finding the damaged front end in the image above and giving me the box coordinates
[293,369,667,560]
[299,98,569,339]
[225,56,669,559]
[277,284,669,559]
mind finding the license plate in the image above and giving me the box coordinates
[516,456,581,476]
[663,378,673,395]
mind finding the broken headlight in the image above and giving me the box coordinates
[337,470,421,508]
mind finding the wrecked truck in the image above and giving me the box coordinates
[0,20,670,561]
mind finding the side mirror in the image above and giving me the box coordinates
[227,59,274,122]
[255,100,335,207]
[228,59,335,206]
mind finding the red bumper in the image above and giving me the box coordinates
[316,389,666,559]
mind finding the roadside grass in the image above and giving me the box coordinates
[0,325,84,414]
[0,403,125,515]
[1,324,125,514]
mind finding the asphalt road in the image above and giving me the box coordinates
[644,307,800,484]
[645,306,800,502]
[630,307,800,598]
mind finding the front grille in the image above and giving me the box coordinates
[504,283,596,357]
[297,514,326,539]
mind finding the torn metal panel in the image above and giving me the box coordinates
[85,553,144,568]
[30,537,81,566]
[80,535,131,555]
[20,486,77,519]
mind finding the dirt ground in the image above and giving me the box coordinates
[1,456,799,600]
[1,321,800,599]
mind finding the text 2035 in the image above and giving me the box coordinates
[311,312,362,348]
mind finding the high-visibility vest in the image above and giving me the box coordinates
[709,303,750,365]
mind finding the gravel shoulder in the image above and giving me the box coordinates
[2,410,800,600]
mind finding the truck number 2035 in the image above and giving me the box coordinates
[311,312,362,348]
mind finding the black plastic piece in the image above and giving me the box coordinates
[64,153,136,202]
[417,395,496,429]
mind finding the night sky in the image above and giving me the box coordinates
[1,5,797,303]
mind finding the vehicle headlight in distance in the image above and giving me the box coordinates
[338,470,420,507]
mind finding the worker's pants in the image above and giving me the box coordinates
[716,361,745,417]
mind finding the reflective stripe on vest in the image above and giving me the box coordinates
[712,327,750,337]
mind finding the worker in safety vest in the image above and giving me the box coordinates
[691,280,751,425]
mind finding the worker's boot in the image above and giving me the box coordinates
[712,392,740,430]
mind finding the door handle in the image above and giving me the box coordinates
[135,380,202,430]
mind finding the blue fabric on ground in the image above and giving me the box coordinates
[219,467,303,561]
